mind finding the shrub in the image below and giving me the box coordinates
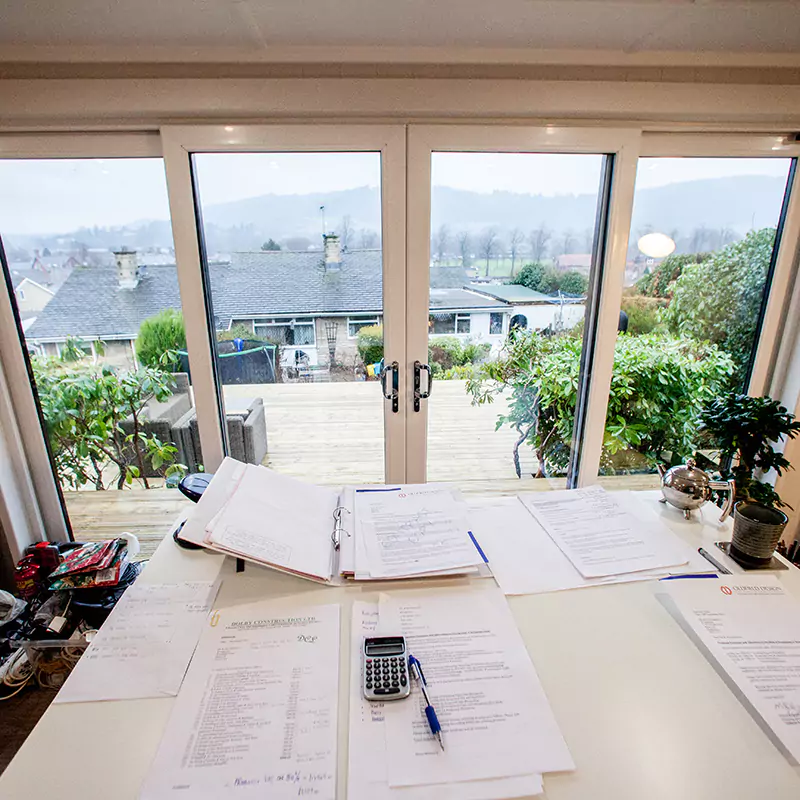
[467,330,734,478]
[217,324,259,342]
[620,294,668,335]
[510,262,588,296]
[428,337,490,371]
[357,324,384,365]
[137,309,186,369]
[665,228,775,386]
[636,252,711,299]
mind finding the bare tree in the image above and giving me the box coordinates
[339,215,354,251]
[509,228,525,277]
[478,227,499,277]
[456,230,472,268]
[360,228,379,249]
[528,226,551,263]
[554,229,575,259]
[432,224,450,264]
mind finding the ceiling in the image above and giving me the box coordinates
[1,0,799,63]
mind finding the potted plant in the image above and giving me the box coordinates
[699,393,800,565]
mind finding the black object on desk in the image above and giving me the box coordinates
[174,472,245,573]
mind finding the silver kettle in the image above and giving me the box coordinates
[657,459,735,522]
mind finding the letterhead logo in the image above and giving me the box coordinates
[720,586,733,595]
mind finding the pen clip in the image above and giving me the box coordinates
[408,654,427,685]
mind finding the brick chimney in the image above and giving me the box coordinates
[323,234,341,271]
[114,248,139,289]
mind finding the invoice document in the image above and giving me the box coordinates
[356,485,481,578]
[139,601,340,800]
[381,584,574,787]
[55,580,220,703]
[663,576,800,763]
[473,495,705,595]
[519,486,688,578]
[348,601,543,800]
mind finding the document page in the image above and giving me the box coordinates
[140,601,340,800]
[348,601,543,800]
[381,585,573,787]
[55,580,220,703]
[356,485,480,578]
[664,577,800,763]
[206,464,340,581]
[519,486,688,578]
[473,496,704,595]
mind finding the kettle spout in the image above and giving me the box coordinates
[656,462,666,478]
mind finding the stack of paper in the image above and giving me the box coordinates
[55,580,220,703]
[140,600,340,800]
[661,576,800,763]
[344,484,484,581]
[348,585,573,800]
[472,490,707,596]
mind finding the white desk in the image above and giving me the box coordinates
[2,492,800,799]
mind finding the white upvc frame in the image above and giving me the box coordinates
[0,132,164,544]
[639,133,800,398]
[159,124,408,483]
[406,125,641,485]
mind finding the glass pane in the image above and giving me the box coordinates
[191,151,385,486]
[601,156,793,486]
[0,157,185,556]
[427,151,606,494]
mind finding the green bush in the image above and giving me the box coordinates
[137,309,186,369]
[467,330,734,478]
[217,324,258,342]
[665,228,775,386]
[510,263,588,296]
[441,364,476,380]
[357,324,384,365]
[620,294,668,335]
[636,252,711,299]
[428,337,490,371]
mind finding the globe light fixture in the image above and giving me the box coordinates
[637,232,676,259]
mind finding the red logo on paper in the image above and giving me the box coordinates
[720,586,733,595]
[398,493,407,498]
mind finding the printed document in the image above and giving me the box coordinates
[380,585,574,787]
[519,486,688,578]
[356,485,481,578]
[140,601,340,800]
[206,464,340,581]
[55,580,220,703]
[348,601,543,800]
[474,495,704,595]
[664,576,800,763]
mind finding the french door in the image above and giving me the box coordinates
[405,126,641,490]
[161,125,408,485]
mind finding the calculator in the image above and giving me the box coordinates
[363,636,411,701]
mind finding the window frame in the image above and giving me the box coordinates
[489,312,505,336]
[347,315,381,339]
[253,317,317,347]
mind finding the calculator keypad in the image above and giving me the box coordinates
[364,655,410,700]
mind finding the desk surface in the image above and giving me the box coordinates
[2,492,800,799]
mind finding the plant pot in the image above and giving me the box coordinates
[730,501,788,566]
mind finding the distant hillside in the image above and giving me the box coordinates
[4,174,788,257]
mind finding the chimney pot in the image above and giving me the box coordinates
[114,249,140,289]
[323,234,342,271]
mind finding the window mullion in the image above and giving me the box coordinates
[575,136,642,487]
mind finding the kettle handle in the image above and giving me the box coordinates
[709,479,736,523]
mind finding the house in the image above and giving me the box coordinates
[466,283,586,334]
[555,254,593,274]
[25,243,516,371]
[9,273,55,326]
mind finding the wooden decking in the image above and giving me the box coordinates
[66,380,659,557]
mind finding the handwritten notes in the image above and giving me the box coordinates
[55,580,220,703]
[139,601,340,800]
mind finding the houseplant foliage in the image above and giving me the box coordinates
[32,345,185,490]
[699,393,800,509]
[467,330,734,478]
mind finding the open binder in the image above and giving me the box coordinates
[177,458,483,583]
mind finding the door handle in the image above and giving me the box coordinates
[381,360,399,413]
[413,361,433,412]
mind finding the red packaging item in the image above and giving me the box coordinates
[15,556,41,600]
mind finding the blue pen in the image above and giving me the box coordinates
[407,655,444,751]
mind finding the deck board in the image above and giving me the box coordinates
[65,380,660,555]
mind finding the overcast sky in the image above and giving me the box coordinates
[0,152,791,235]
